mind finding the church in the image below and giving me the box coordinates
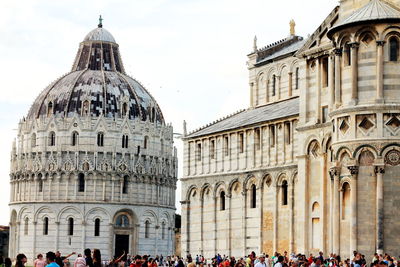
[9,20,177,261]
[181,0,400,259]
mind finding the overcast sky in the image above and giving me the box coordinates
[0,0,338,225]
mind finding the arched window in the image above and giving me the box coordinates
[78,173,85,192]
[94,218,100,236]
[38,179,43,192]
[389,37,399,62]
[82,100,90,116]
[122,175,129,194]
[144,136,149,149]
[295,67,299,89]
[31,133,36,147]
[282,180,288,205]
[47,102,53,117]
[344,42,351,66]
[250,184,257,208]
[220,191,226,211]
[121,102,128,117]
[72,131,79,146]
[68,218,74,236]
[272,75,276,96]
[48,132,55,146]
[161,221,166,240]
[24,218,29,235]
[151,107,156,123]
[342,182,351,220]
[122,135,128,148]
[97,132,104,147]
[43,217,49,235]
[145,221,150,238]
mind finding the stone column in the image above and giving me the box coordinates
[242,190,247,256]
[226,193,232,255]
[347,165,359,255]
[329,166,340,254]
[266,79,270,103]
[334,48,342,107]
[250,82,254,107]
[55,221,60,251]
[32,221,37,260]
[200,195,204,255]
[277,76,281,100]
[214,196,218,255]
[376,41,385,102]
[81,220,86,253]
[350,42,359,104]
[289,179,295,253]
[273,185,278,252]
[180,200,190,257]
[329,53,335,109]
[288,72,293,97]
[374,164,385,254]
[316,58,321,123]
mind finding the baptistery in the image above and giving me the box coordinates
[9,20,177,261]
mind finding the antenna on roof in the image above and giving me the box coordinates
[98,15,103,28]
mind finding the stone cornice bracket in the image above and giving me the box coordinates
[334,48,342,55]
[376,40,386,46]
[329,166,340,180]
[180,200,190,205]
[347,165,359,175]
[349,42,360,48]
[374,165,385,174]
[226,194,232,198]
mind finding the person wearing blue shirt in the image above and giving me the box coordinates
[46,252,60,267]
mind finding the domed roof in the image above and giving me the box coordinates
[84,27,116,43]
[328,0,400,38]
[27,20,165,124]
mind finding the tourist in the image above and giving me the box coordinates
[47,252,60,267]
[274,256,283,267]
[254,255,266,267]
[84,249,94,267]
[15,254,27,267]
[5,258,12,267]
[34,254,46,267]
[74,256,86,267]
[93,249,102,267]
[55,251,76,267]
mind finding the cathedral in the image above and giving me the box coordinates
[9,20,177,261]
[181,0,400,260]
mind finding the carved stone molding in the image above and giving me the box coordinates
[347,165,359,175]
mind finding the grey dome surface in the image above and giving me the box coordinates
[328,0,400,37]
[27,26,164,124]
[84,27,116,43]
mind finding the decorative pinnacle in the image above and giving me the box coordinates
[290,19,296,36]
[253,35,257,52]
[98,15,103,28]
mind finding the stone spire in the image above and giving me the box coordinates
[183,120,187,137]
[290,19,296,36]
[253,35,258,52]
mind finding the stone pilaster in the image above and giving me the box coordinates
[350,42,359,105]
[376,41,385,103]
[374,164,385,254]
[329,166,340,254]
[334,48,342,107]
[347,165,359,255]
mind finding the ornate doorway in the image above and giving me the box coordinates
[112,210,138,257]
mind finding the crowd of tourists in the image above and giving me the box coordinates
[2,249,400,267]
[184,251,399,267]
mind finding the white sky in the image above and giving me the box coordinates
[0,0,338,225]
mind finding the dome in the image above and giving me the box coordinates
[27,22,165,124]
[84,27,116,43]
[328,0,400,38]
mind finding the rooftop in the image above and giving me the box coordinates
[185,97,299,139]
[328,0,400,37]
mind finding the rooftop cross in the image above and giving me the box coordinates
[98,15,103,28]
